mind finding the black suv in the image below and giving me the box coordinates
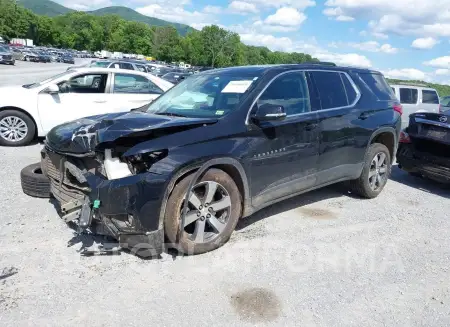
[34,64,402,256]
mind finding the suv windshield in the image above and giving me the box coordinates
[0,46,8,52]
[22,71,72,89]
[147,71,261,118]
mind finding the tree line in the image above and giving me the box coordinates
[0,0,318,67]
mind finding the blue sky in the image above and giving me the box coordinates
[56,0,450,84]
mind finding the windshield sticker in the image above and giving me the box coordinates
[215,110,225,115]
[221,80,253,93]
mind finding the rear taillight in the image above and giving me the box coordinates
[399,130,411,143]
[393,104,403,115]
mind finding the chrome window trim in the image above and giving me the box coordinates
[245,69,361,125]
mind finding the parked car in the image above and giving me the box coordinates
[61,54,75,64]
[390,84,440,129]
[11,48,25,61]
[162,72,192,84]
[30,64,401,256]
[397,112,450,183]
[22,51,40,62]
[0,68,173,146]
[35,51,52,63]
[0,45,15,65]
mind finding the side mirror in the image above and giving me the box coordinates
[46,84,59,94]
[252,103,287,122]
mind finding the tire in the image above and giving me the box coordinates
[165,168,242,255]
[21,163,51,198]
[0,110,36,146]
[350,143,391,199]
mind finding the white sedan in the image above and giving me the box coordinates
[0,68,173,146]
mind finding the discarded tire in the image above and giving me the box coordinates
[21,163,51,198]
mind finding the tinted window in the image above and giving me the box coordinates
[359,73,395,100]
[422,90,439,104]
[113,74,162,94]
[257,72,310,115]
[399,88,418,104]
[441,96,450,106]
[341,73,358,105]
[135,64,147,72]
[122,63,134,70]
[58,74,107,94]
[311,71,348,109]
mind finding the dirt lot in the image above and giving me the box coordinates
[1,61,450,326]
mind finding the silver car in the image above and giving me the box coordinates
[390,84,440,129]
[0,45,15,65]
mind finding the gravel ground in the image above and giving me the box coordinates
[1,62,450,327]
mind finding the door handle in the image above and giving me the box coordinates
[305,123,318,131]
[358,112,369,120]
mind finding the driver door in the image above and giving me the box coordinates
[37,73,110,133]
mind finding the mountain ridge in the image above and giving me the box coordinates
[17,0,194,35]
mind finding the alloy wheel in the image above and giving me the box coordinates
[181,181,232,243]
[0,116,28,142]
[368,152,388,191]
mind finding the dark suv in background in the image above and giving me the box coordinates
[25,63,402,256]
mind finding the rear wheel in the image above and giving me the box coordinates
[165,169,242,255]
[0,110,35,146]
[350,143,391,198]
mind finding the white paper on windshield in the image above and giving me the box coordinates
[221,80,253,93]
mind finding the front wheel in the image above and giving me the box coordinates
[350,143,391,198]
[0,110,36,146]
[165,169,242,255]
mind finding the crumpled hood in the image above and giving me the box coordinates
[45,111,218,154]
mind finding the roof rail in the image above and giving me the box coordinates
[394,81,428,87]
[302,61,337,66]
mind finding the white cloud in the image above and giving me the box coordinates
[228,1,259,14]
[316,53,372,68]
[435,69,450,76]
[136,4,215,27]
[264,7,307,27]
[61,0,111,10]
[241,0,316,9]
[411,37,439,49]
[252,20,298,32]
[331,41,398,54]
[325,0,450,37]
[382,68,429,81]
[424,56,450,69]
[323,7,354,21]
[237,31,372,68]
[203,5,222,14]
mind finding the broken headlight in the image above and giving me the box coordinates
[123,150,167,174]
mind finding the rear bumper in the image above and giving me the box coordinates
[0,58,14,64]
[42,147,167,256]
[397,143,450,183]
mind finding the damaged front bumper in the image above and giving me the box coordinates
[397,143,450,183]
[41,146,167,256]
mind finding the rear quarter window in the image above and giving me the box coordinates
[359,72,396,100]
[422,90,439,104]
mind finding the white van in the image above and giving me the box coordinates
[390,84,440,129]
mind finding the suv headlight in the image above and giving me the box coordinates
[123,150,167,174]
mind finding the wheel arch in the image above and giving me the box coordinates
[368,127,397,163]
[0,106,39,138]
[157,157,251,229]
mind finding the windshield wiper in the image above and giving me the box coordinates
[154,112,188,118]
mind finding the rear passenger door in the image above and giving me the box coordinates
[308,70,363,185]
[399,87,419,129]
